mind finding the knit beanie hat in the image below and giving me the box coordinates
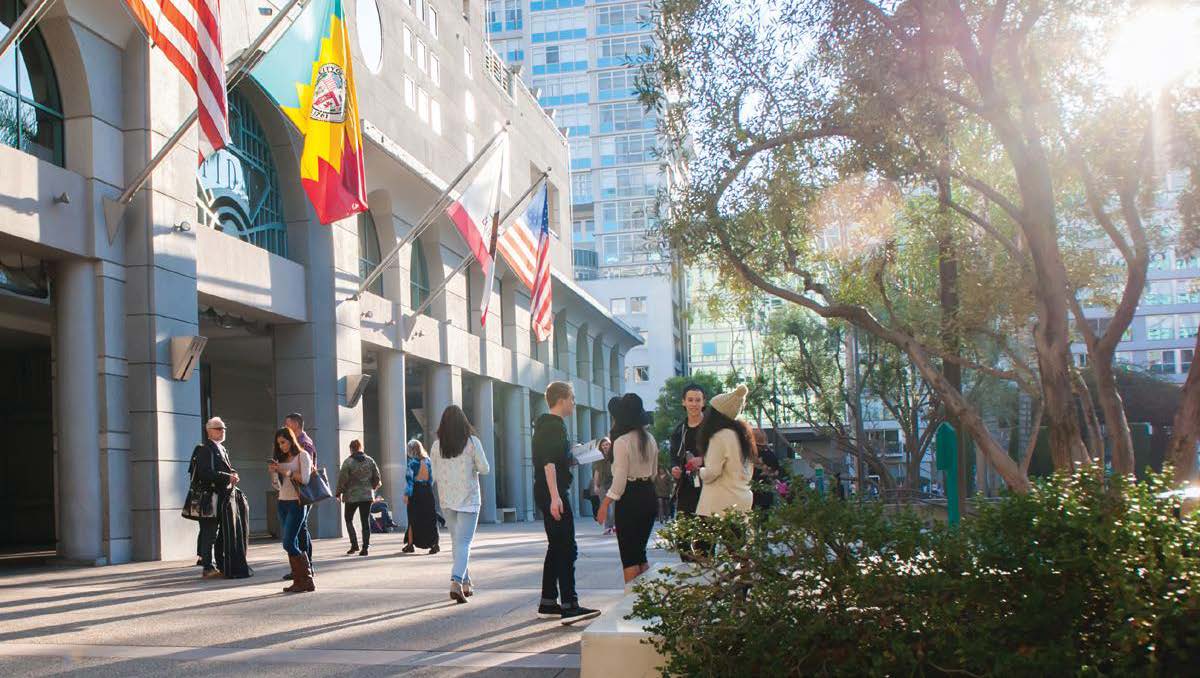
[710,384,748,420]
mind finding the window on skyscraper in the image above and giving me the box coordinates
[1145,280,1173,305]
[630,296,647,313]
[611,298,627,314]
[533,43,588,74]
[571,173,593,204]
[599,132,656,166]
[1146,315,1175,340]
[1179,314,1200,339]
[600,198,656,232]
[596,70,638,101]
[596,2,651,35]
[1149,349,1177,374]
[569,138,592,169]
[599,102,655,132]
[531,11,586,43]
[600,167,657,199]
[555,106,590,137]
[534,75,589,107]
[487,0,523,32]
[1175,279,1200,304]
[597,35,655,67]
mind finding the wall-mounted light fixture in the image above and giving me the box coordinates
[52,192,70,205]
[174,221,192,232]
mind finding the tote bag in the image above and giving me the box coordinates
[294,465,333,506]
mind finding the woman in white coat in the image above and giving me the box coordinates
[689,384,756,517]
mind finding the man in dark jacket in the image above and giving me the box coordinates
[669,383,707,516]
[533,381,601,626]
[191,416,239,578]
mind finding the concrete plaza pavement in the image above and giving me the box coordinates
[0,520,666,677]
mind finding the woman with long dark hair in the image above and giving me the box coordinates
[428,405,490,603]
[693,384,756,517]
[595,393,658,583]
[402,440,440,555]
[268,426,315,592]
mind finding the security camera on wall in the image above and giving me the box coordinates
[344,373,372,408]
[170,336,208,381]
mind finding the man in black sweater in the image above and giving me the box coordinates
[533,381,601,625]
[669,383,708,516]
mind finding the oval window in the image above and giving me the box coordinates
[356,0,383,74]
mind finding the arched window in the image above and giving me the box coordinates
[358,211,383,296]
[410,240,430,313]
[553,315,567,371]
[592,336,604,384]
[609,347,620,391]
[0,0,64,166]
[575,324,588,377]
[197,89,286,257]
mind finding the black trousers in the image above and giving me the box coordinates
[537,494,578,607]
[615,480,657,568]
[197,518,219,569]
[344,501,372,548]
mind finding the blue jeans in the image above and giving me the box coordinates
[442,508,479,584]
[278,500,307,557]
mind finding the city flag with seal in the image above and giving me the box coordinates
[250,0,367,224]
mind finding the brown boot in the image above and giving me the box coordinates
[282,554,314,593]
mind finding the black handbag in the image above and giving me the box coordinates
[294,465,333,506]
[182,445,218,521]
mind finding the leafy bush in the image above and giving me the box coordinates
[633,471,1200,676]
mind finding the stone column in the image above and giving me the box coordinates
[474,377,498,523]
[427,363,463,427]
[576,407,593,518]
[564,408,579,516]
[97,260,131,564]
[503,384,531,521]
[55,260,104,564]
[377,349,407,525]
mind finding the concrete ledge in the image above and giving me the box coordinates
[581,563,676,678]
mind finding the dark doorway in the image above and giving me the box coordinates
[0,330,53,552]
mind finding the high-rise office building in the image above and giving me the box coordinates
[488,0,689,409]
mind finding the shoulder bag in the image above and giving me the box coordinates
[294,462,333,506]
[181,445,219,521]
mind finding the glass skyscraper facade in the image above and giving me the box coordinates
[488,0,689,407]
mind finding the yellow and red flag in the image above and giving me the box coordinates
[251,0,367,224]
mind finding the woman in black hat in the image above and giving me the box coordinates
[595,394,658,583]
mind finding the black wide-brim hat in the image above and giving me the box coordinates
[610,393,652,430]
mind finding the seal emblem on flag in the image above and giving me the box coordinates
[310,64,347,123]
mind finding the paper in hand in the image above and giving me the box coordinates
[572,439,604,465]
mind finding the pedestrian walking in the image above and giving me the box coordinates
[402,440,440,554]
[269,426,316,593]
[595,394,658,584]
[428,405,491,604]
[281,413,315,580]
[336,439,381,556]
[694,384,756,518]
[534,381,601,625]
[190,417,240,579]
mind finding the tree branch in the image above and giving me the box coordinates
[949,169,1026,227]
[944,197,1025,262]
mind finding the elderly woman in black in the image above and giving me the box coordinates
[595,394,658,583]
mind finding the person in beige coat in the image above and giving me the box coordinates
[691,384,756,517]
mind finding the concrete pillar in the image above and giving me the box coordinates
[564,407,579,516]
[592,410,608,445]
[428,363,463,425]
[55,260,104,564]
[503,384,531,520]
[123,35,204,560]
[576,407,593,518]
[97,261,131,564]
[378,349,407,524]
[475,378,497,523]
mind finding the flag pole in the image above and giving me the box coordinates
[355,122,512,299]
[403,169,550,335]
[103,0,309,243]
[0,0,57,63]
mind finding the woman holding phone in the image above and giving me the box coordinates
[269,427,315,592]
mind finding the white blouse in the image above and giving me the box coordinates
[271,451,312,502]
[429,436,491,512]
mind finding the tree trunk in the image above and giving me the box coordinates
[904,340,1030,492]
[1090,354,1135,475]
[1165,332,1200,484]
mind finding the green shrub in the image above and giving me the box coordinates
[633,471,1200,676]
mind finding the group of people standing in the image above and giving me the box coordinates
[186,377,777,626]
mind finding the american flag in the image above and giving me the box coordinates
[124,0,231,163]
[498,181,552,341]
